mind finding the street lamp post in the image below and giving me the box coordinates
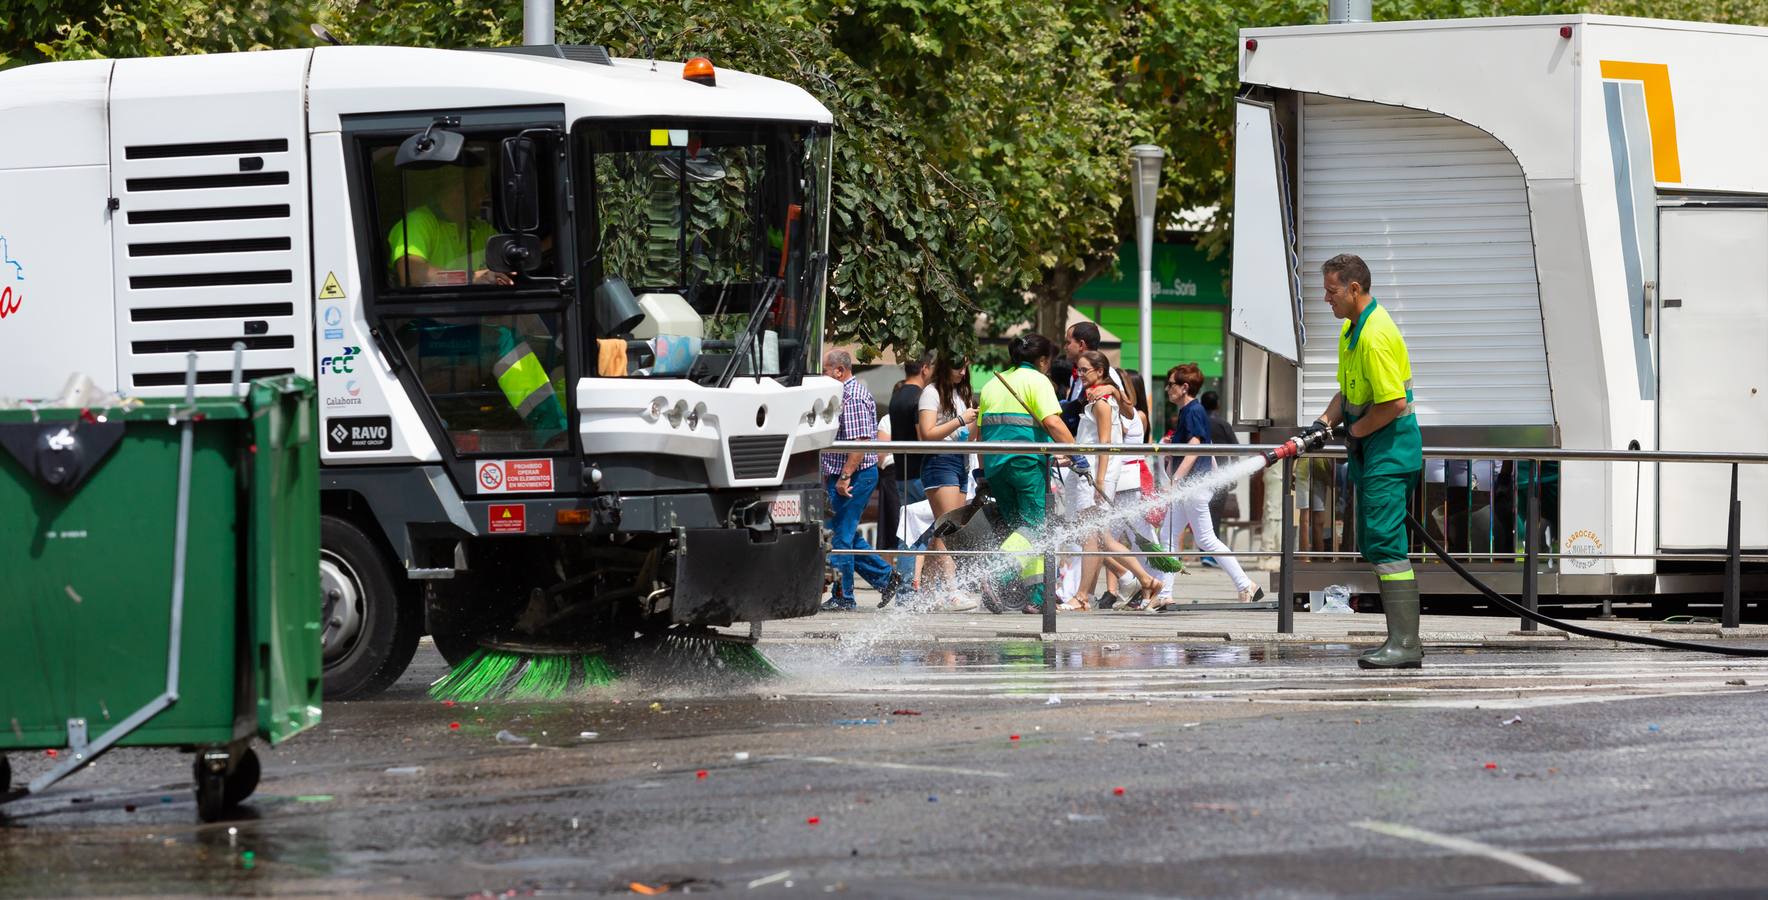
[1129,144,1165,426]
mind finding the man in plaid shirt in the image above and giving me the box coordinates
[821,349,902,611]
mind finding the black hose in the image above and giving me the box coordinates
[1404,512,1768,657]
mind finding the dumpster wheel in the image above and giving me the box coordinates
[192,746,259,823]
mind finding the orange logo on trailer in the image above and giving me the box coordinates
[1600,60,1681,184]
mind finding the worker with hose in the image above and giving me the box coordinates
[1301,254,1425,669]
[970,333,1081,614]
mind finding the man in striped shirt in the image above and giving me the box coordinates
[821,350,902,611]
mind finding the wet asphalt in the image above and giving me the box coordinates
[6,639,1768,898]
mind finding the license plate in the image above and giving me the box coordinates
[767,492,802,524]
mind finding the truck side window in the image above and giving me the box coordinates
[367,137,555,291]
[382,313,569,453]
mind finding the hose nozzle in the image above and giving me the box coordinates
[1261,427,1332,468]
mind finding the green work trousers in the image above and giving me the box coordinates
[984,455,1047,533]
[984,455,1049,608]
[1357,471,1419,581]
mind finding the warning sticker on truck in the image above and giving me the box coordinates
[475,459,555,494]
[487,504,526,534]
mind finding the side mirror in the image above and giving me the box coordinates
[484,234,543,274]
[395,123,465,169]
[498,136,541,233]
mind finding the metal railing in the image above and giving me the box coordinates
[827,439,1768,635]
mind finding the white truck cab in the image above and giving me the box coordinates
[0,44,839,696]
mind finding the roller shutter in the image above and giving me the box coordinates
[1298,95,1552,427]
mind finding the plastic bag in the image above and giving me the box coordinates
[1321,584,1354,614]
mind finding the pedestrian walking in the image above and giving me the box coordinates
[820,349,903,611]
[888,351,934,504]
[917,352,979,611]
[1057,321,1101,433]
[971,334,1077,614]
[1199,390,1241,543]
[1300,254,1424,667]
[1159,363,1261,611]
[1108,368,1172,608]
[1058,352,1161,610]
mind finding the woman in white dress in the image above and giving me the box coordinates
[1060,351,1161,610]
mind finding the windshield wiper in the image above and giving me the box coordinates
[717,276,783,389]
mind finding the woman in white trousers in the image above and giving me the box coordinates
[1156,364,1262,610]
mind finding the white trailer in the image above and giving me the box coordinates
[0,45,839,695]
[1230,14,1768,596]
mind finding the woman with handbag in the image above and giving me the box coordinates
[1157,363,1263,609]
[1105,368,1181,609]
[1058,352,1162,610]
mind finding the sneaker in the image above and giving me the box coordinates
[820,598,857,612]
[943,594,980,613]
[878,571,904,608]
[1095,591,1122,610]
[1200,556,1220,568]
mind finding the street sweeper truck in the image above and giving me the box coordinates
[0,43,839,697]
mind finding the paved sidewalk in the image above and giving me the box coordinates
[777,565,1768,650]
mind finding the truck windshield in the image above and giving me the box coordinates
[576,120,830,382]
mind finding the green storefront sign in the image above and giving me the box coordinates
[1073,241,1227,306]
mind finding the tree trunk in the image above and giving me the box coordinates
[1031,251,1119,339]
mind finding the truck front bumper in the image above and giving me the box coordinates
[671,526,824,626]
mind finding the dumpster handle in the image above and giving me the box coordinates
[27,353,199,795]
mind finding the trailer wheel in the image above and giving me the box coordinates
[320,515,420,699]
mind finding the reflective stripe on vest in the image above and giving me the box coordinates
[493,342,556,421]
[1344,380,1416,419]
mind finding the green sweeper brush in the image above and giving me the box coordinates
[429,641,620,703]
[623,627,781,680]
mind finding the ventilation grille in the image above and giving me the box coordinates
[115,127,309,396]
[728,435,789,480]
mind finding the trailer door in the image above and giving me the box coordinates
[1297,96,1552,428]
[1657,207,1768,549]
[1229,99,1302,363]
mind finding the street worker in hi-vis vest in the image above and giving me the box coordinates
[1301,253,1425,669]
[971,333,1081,614]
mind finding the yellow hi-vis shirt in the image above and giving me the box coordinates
[1338,299,1423,478]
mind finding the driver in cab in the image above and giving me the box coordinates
[387,158,514,288]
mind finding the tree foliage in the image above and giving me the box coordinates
[327,0,1010,360]
[2,0,315,69]
[14,0,1768,355]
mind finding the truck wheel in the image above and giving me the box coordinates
[320,515,419,699]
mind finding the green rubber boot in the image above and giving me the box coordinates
[1358,580,1423,669]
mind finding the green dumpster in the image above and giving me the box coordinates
[0,375,320,822]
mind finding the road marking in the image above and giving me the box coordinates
[1353,820,1583,886]
[768,754,1010,778]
